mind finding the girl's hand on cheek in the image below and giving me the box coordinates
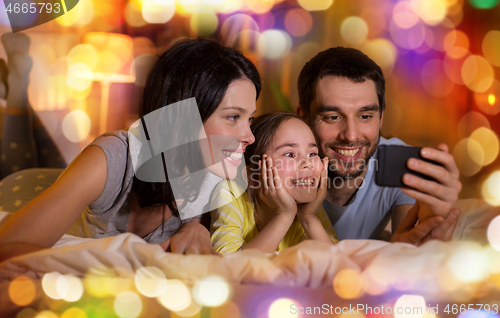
[258,154,297,216]
[298,157,329,218]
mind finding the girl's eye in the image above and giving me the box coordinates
[228,115,239,122]
[284,152,295,158]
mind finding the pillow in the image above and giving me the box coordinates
[0,168,63,212]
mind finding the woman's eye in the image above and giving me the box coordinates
[309,152,318,157]
[228,115,239,122]
[284,152,295,158]
[249,116,255,123]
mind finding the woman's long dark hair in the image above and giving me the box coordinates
[133,39,261,215]
[244,112,323,206]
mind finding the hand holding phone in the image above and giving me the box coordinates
[375,145,441,188]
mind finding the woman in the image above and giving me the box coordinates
[0,39,261,262]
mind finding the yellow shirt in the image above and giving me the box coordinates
[210,182,338,254]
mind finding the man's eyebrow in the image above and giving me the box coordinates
[275,143,297,151]
[359,104,380,112]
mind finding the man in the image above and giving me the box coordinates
[297,47,462,244]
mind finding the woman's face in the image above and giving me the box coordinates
[201,79,257,179]
[265,118,323,203]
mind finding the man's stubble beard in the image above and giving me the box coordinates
[325,135,380,180]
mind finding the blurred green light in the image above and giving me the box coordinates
[469,0,499,9]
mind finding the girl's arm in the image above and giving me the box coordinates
[297,158,337,244]
[0,145,108,262]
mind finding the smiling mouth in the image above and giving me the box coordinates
[222,150,243,160]
[333,148,361,157]
[291,178,315,186]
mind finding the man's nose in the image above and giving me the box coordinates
[338,118,358,143]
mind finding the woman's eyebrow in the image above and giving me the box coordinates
[221,106,247,113]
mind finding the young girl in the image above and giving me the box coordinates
[210,112,338,253]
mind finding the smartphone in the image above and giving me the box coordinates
[375,145,440,188]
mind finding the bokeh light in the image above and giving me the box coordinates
[62,110,91,143]
[340,17,369,44]
[469,0,499,9]
[297,0,333,11]
[84,273,128,297]
[444,47,471,85]
[392,1,420,29]
[362,39,397,75]
[488,215,500,250]
[142,0,176,24]
[411,0,448,25]
[389,18,426,50]
[210,301,240,318]
[257,30,292,59]
[457,111,490,140]
[470,127,499,166]
[446,30,470,52]
[436,266,462,291]
[333,269,364,299]
[482,171,500,206]
[42,272,63,300]
[244,0,275,14]
[62,274,84,302]
[172,298,202,318]
[135,266,168,298]
[284,8,313,37]
[192,276,231,307]
[61,307,87,318]
[361,268,388,295]
[67,44,98,71]
[9,276,36,306]
[420,59,455,97]
[268,298,297,318]
[461,55,495,93]
[453,138,483,177]
[190,11,219,36]
[125,0,147,27]
[446,246,489,282]
[34,311,58,318]
[394,295,426,318]
[217,0,244,13]
[56,0,94,27]
[114,291,142,318]
[482,30,500,67]
[429,19,455,51]
[221,14,259,46]
[16,308,38,318]
[157,279,191,311]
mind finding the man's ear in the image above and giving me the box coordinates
[380,111,384,128]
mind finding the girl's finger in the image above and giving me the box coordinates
[272,166,282,189]
[267,157,276,190]
[261,156,269,190]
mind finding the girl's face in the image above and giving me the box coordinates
[265,118,323,203]
[201,79,257,179]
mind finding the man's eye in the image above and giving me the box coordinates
[360,115,372,120]
[324,115,340,121]
[284,152,295,158]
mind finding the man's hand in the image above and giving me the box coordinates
[401,144,462,220]
[391,201,461,245]
[160,218,219,255]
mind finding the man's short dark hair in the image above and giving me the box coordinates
[298,47,386,118]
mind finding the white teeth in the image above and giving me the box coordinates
[222,151,242,160]
[334,148,360,157]
[292,179,314,185]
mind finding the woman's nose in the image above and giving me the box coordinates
[239,124,255,146]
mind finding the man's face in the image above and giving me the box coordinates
[308,76,383,179]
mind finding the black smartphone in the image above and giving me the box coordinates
[375,145,440,188]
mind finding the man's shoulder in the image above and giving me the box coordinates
[378,136,409,146]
